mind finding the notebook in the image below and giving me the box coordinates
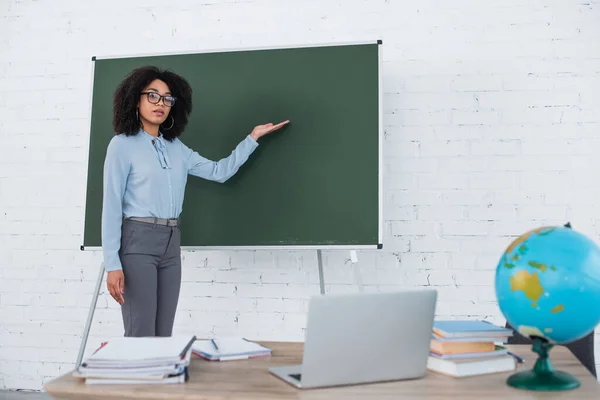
[84,374,187,385]
[74,347,192,380]
[82,335,196,367]
[192,338,272,361]
[75,335,195,385]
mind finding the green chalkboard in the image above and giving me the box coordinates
[82,41,382,249]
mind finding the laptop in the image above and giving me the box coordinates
[268,288,438,389]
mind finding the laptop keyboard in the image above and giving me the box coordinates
[289,373,302,381]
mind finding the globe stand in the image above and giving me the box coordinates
[507,337,580,391]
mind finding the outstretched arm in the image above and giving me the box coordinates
[184,120,289,182]
[184,135,259,183]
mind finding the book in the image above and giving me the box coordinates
[192,338,272,361]
[430,338,496,355]
[433,320,513,339]
[427,355,516,377]
[432,335,509,343]
[430,345,508,360]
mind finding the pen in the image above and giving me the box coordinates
[507,351,524,363]
[210,339,219,351]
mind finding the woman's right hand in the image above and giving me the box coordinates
[107,270,125,305]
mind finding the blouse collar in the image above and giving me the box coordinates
[141,129,172,169]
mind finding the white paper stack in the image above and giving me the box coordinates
[73,335,196,385]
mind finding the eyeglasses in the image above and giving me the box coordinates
[140,92,177,107]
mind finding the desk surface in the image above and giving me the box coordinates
[45,342,599,399]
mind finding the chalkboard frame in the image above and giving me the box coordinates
[79,40,383,251]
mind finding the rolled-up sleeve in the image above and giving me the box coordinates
[101,136,130,272]
[183,135,258,183]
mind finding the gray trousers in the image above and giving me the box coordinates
[119,219,182,337]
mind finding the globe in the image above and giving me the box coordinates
[495,223,600,391]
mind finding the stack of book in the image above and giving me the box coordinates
[73,335,196,385]
[192,337,272,361]
[427,320,517,378]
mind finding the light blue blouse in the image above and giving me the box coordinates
[101,129,258,272]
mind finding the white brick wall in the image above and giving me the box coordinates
[1,0,599,391]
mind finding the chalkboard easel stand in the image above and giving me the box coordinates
[75,261,105,370]
[316,249,364,295]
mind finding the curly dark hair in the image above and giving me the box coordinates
[112,66,193,141]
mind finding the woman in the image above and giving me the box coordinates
[102,66,288,337]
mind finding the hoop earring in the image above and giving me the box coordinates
[136,109,139,120]
[162,115,175,130]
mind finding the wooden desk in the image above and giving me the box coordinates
[45,343,600,399]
